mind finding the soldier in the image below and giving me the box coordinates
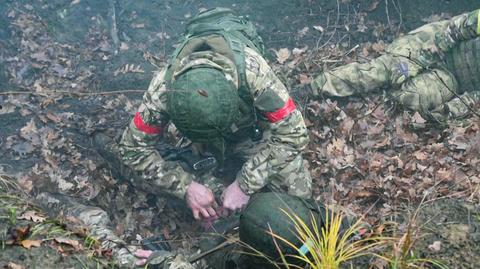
[114,7,312,223]
[301,9,480,121]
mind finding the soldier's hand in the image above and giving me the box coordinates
[185,181,218,220]
[221,180,250,212]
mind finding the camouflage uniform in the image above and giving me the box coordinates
[311,9,480,120]
[117,9,312,202]
[35,192,195,269]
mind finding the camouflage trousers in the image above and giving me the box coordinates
[312,9,480,120]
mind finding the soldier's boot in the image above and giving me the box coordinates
[390,68,459,122]
[444,91,480,118]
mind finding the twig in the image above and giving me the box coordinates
[385,0,392,29]
[0,90,145,96]
[344,44,359,56]
[317,0,341,50]
[431,70,480,119]
[391,0,404,33]
[108,0,120,54]
[187,235,239,263]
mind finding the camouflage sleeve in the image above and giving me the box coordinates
[237,47,310,194]
[118,69,194,199]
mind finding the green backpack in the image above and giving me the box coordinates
[240,192,351,268]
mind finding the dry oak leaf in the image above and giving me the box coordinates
[275,48,290,64]
[54,237,82,251]
[371,41,386,53]
[18,211,46,223]
[20,118,41,146]
[21,239,42,249]
[413,151,428,161]
[298,74,312,85]
[412,112,427,124]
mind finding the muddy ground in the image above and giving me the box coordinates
[1,0,480,268]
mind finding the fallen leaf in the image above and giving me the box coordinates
[30,51,49,62]
[327,138,345,156]
[412,112,426,124]
[132,23,145,29]
[298,74,312,85]
[297,27,309,37]
[367,0,380,11]
[362,46,370,57]
[10,226,31,242]
[62,180,77,192]
[120,42,129,51]
[275,48,290,64]
[6,262,25,269]
[313,25,324,33]
[18,211,47,223]
[292,46,308,56]
[21,239,42,249]
[46,113,61,123]
[371,41,385,53]
[436,168,452,181]
[413,151,428,161]
[354,190,375,198]
[19,108,32,116]
[54,237,82,251]
[428,240,441,252]
[18,176,33,193]
[20,118,41,146]
[0,102,16,114]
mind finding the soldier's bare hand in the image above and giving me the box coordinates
[221,180,250,212]
[134,249,153,266]
[186,181,218,220]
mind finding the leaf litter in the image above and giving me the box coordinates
[1,0,480,268]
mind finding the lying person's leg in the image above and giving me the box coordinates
[312,54,423,98]
[390,68,458,120]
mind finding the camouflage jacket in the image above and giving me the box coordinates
[118,47,309,199]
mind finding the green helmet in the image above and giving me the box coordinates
[166,67,239,143]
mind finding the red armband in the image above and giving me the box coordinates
[264,98,296,123]
[133,112,163,134]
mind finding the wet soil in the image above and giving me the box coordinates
[417,199,480,269]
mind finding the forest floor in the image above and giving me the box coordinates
[1,0,480,268]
